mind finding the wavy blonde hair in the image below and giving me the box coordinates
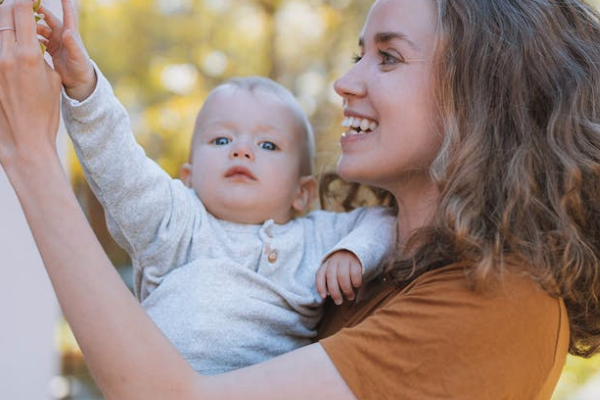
[375,0,600,357]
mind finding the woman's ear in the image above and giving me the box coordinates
[292,175,317,214]
[180,163,193,188]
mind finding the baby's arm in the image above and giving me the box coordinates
[315,206,397,303]
[40,3,194,261]
[315,250,362,304]
[62,70,188,253]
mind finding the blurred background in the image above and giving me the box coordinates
[2,0,600,398]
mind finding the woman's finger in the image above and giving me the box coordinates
[14,0,37,47]
[0,1,16,51]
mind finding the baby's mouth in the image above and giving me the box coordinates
[225,166,256,180]
[341,116,379,137]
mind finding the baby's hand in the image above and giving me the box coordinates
[315,250,363,305]
[36,0,96,101]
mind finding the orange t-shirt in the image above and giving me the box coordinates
[318,264,569,400]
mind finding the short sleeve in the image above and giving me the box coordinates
[319,266,568,400]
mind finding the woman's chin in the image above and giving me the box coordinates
[337,157,368,183]
[337,164,369,186]
[336,160,355,182]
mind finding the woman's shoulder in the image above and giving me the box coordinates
[319,263,562,332]
[318,264,569,400]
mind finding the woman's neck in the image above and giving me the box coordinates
[391,177,440,245]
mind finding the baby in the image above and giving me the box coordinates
[62,67,395,374]
[51,15,394,373]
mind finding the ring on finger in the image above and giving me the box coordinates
[0,27,14,32]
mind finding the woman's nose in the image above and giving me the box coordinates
[334,62,367,100]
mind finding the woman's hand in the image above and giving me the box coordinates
[0,0,61,171]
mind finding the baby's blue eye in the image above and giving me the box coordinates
[259,141,279,151]
[213,137,231,146]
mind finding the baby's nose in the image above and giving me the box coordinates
[230,145,254,160]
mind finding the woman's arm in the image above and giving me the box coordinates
[0,1,355,399]
[8,148,355,400]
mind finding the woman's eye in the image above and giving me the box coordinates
[212,137,231,146]
[378,50,403,65]
[259,141,278,151]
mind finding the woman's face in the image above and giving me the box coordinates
[334,0,442,197]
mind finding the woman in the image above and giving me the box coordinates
[1,0,599,398]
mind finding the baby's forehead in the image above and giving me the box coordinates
[206,83,290,108]
[195,86,305,137]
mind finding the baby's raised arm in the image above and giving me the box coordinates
[39,0,196,264]
[62,67,196,256]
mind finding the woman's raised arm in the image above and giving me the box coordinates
[0,1,355,399]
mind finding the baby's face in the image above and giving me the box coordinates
[184,87,310,224]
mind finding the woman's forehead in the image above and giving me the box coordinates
[360,0,438,48]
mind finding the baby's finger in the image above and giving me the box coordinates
[338,266,356,301]
[350,264,363,289]
[36,20,51,39]
[315,266,328,299]
[37,4,62,31]
[61,0,77,30]
[38,34,47,49]
[326,264,343,305]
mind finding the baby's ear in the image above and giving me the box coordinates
[179,163,193,188]
[292,175,317,214]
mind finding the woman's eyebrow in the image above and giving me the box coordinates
[359,31,420,51]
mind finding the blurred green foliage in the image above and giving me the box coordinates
[67,0,600,398]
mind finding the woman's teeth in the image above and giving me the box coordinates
[341,117,378,137]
